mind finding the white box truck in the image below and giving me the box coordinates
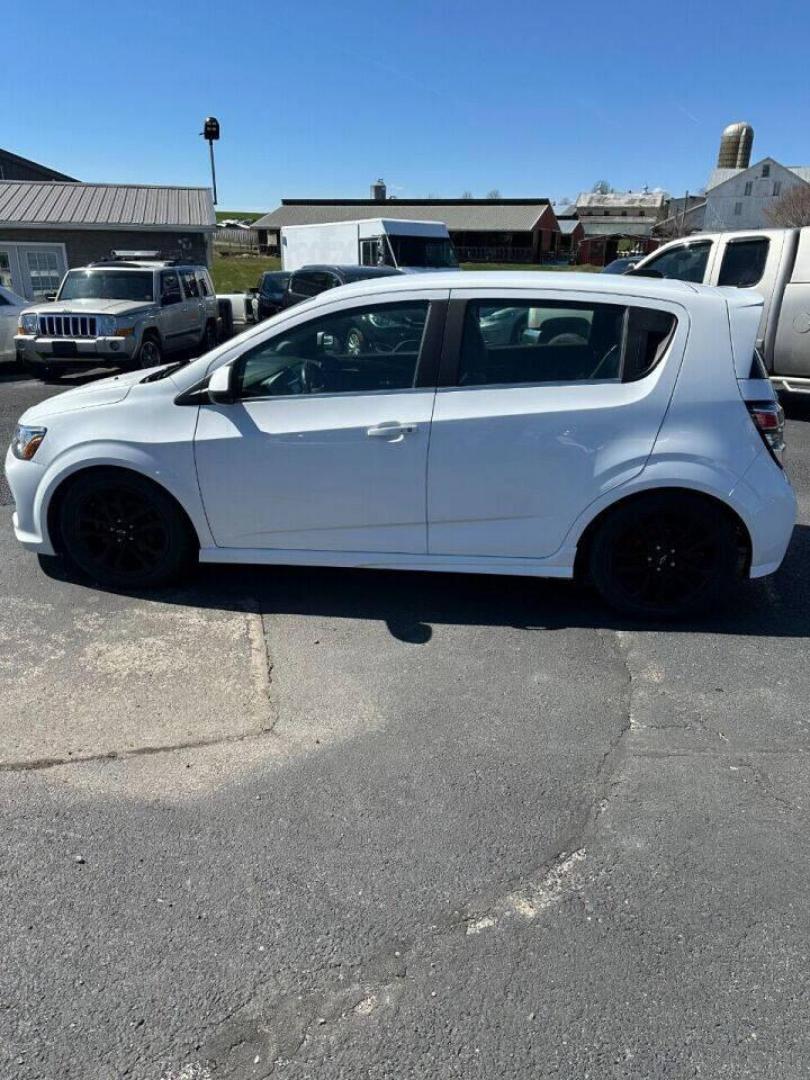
[280,219,458,273]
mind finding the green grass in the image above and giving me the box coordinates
[215,210,264,223]
[212,254,280,292]
[211,255,600,293]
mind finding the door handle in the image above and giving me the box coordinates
[366,422,417,439]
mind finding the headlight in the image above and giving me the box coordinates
[18,313,38,336]
[96,315,117,336]
[11,425,47,461]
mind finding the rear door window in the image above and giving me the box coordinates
[457,299,676,386]
[180,270,199,298]
[717,237,770,288]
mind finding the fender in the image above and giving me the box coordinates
[30,440,214,555]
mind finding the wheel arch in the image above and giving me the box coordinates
[46,464,201,556]
[572,486,753,582]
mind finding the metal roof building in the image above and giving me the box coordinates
[252,195,561,264]
[0,180,216,299]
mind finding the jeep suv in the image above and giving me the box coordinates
[15,259,219,378]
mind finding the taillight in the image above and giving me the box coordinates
[747,400,785,467]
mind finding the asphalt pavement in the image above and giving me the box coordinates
[2,366,810,1079]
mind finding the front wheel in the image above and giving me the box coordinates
[200,321,217,353]
[58,470,195,589]
[587,493,742,618]
[136,335,163,369]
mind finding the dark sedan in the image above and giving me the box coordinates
[255,271,291,320]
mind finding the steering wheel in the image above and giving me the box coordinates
[297,358,323,394]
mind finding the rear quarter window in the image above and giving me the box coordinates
[717,238,770,288]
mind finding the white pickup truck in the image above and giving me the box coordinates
[630,227,810,392]
[281,219,458,273]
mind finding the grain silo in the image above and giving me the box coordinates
[717,122,754,169]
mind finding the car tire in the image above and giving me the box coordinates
[58,469,196,590]
[136,334,163,369]
[200,321,217,354]
[587,492,741,619]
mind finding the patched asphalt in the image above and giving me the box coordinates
[2,368,810,1079]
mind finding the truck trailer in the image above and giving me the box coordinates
[280,219,458,273]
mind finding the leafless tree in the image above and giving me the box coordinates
[460,190,473,199]
[486,188,501,199]
[765,183,810,227]
[592,180,613,195]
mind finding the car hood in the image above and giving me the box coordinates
[20,369,149,422]
[22,299,155,317]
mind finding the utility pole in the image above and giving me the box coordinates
[201,116,220,205]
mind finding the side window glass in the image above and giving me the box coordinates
[290,273,319,298]
[160,272,182,305]
[717,238,769,288]
[196,272,210,296]
[180,270,199,298]
[622,308,677,381]
[234,302,429,399]
[458,300,625,387]
[639,242,711,283]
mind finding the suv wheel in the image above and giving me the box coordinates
[58,470,195,589]
[587,492,741,618]
[201,321,217,353]
[137,335,163,369]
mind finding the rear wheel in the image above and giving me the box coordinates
[58,470,195,589]
[587,492,742,618]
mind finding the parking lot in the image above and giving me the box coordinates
[2,365,810,1078]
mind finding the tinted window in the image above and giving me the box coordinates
[234,301,429,399]
[196,271,210,296]
[459,300,625,386]
[290,272,331,298]
[636,241,711,283]
[717,238,769,288]
[260,272,289,298]
[622,308,677,381]
[160,272,182,304]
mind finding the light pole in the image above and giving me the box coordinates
[201,116,220,205]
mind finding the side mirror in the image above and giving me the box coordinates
[207,364,235,405]
[44,292,57,302]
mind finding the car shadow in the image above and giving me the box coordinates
[38,524,810,643]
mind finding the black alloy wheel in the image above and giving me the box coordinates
[202,321,218,352]
[58,471,194,589]
[137,335,163,369]
[588,493,741,618]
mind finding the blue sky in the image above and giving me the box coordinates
[4,0,810,210]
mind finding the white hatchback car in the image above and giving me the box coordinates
[5,272,796,617]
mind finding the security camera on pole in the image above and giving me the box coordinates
[201,116,220,205]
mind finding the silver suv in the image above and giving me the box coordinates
[15,258,219,378]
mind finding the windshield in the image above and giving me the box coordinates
[59,270,154,302]
[387,235,458,269]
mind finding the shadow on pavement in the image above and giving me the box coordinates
[38,523,810,644]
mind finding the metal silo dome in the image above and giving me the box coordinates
[718,122,754,168]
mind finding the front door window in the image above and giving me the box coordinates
[234,301,429,399]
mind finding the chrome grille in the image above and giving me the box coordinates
[38,314,98,338]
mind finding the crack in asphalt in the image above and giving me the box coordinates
[0,727,279,773]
